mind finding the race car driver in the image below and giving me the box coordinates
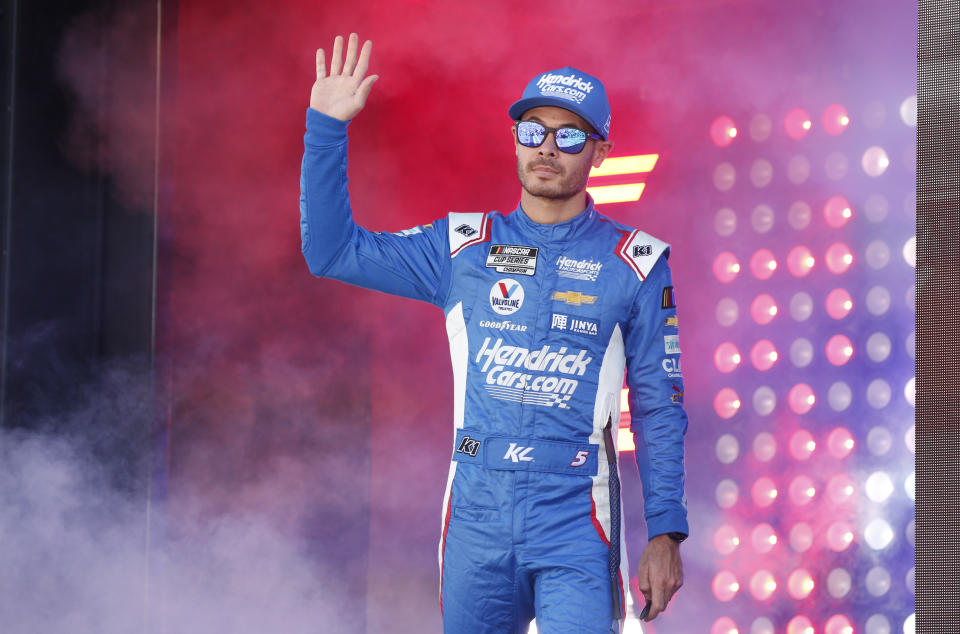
[300,33,688,633]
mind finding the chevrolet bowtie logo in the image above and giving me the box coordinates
[551,290,597,306]
[665,315,679,328]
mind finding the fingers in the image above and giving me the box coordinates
[353,39,373,79]
[316,48,325,80]
[330,35,343,76]
[356,74,379,106]
[343,32,359,76]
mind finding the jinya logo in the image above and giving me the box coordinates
[490,279,525,315]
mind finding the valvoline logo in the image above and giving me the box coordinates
[489,279,525,315]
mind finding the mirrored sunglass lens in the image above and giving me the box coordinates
[517,122,546,146]
[556,128,587,152]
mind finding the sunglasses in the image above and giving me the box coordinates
[514,120,601,154]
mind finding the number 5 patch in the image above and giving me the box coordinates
[570,450,590,467]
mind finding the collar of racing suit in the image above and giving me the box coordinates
[510,195,599,244]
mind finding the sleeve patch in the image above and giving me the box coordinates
[617,230,669,281]
[448,212,489,257]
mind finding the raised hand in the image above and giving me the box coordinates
[310,33,378,122]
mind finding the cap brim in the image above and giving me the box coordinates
[508,97,606,139]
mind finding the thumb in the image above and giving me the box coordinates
[356,74,379,105]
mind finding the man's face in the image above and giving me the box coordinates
[513,106,612,201]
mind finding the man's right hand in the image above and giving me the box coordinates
[310,33,378,122]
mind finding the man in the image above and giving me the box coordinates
[301,33,687,633]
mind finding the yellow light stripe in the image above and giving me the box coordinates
[589,154,659,177]
[620,388,630,413]
[587,183,646,205]
[618,427,636,452]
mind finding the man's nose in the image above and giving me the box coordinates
[538,131,559,156]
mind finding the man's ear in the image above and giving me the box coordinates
[592,140,613,168]
[512,125,519,157]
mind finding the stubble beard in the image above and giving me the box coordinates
[517,159,591,201]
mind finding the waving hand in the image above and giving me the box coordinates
[310,33,378,122]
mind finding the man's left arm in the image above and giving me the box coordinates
[623,253,688,621]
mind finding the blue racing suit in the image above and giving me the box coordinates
[300,108,689,634]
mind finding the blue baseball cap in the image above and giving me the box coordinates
[508,67,611,140]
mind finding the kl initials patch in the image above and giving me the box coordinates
[486,245,538,276]
[661,286,676,309]
[633,244,653,257]
[455,223,478,237]
[456,435,481,457]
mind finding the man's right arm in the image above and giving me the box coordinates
[300,33,451,307]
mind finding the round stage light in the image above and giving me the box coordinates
[904,613,916,633]
[751,159,773,188]
[900,95,917,127]
[824,195,854,227]
[825,288,853,319]
[906,331,915,358]
[867,378,892,409]
[827,473,855,504]
[790,338,814,367]
[751,477,778,508]
[906,567,915,594]
[866,471,894,502]
[787,569,815,600]
[714,342,743,373]
[713,252,742,282]
[825,242,854,274]
[828,381,852,411]
[788,201,812,229]
[866,239,891,269]
[750,113,772,141]
[905,471,915,501]
[787,383,815,414]
[787,246,815,277]
[752,204,775,233]
[825,614,855,634]
[787,155,810,184]
[866,332,892,362]
[826,521,855,551]
[865,193,889,222]
[786,615,814,634]
[824,151,848,180]
[867,426,893,456]
[862,145,890,176]
[750,340,778,371]
[711,617,740,634]
[789,522,813,552]
[827,427,855,459]
[750,249,778,280]
[711,116,739,147]
[903,235,916,267]
[905,424,915,453]
[784,108,813,140]
[905,377,916,407]
[788,475,816,506]
[866,285,891,315]
[714,388,742,418]
[827,568,852,598]
[716,434,740,464]
[753,431,777,462]
[906,519,916,546]
[823,104,851,135]
[751,617,775,634]
[751,523,778,553]
[716,207,737,236]
[864,518,894,550]
[826,334,854,366]
[790,292,814,321]
[749,570,777,601]
[789,430,816,460]
[750,294,778,324]
[716,297,739,326]
[714,524,740,555]
[716,479,739,508]
[712,571,740,602]
[865,613,891,634]
[866,565,892,597]
[714,162,737,191]
[753,387,777,416]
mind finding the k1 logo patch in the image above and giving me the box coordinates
[486,245,538,276]
[490,279,525,315]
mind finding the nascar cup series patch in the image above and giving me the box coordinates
[486,245,538,276]
[490,279,525,315]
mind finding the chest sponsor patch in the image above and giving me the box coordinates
[490,279,525,315]
[478,319,528,332]
[486,245,538,276]
[662,357,682,378]
[551,313,599,337]
[555,256,603,281]
[664,334,681,355]
[671,385,684,404]
[665,315,679,328]
[551,290,597,306]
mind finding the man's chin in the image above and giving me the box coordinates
[521,180,577,201]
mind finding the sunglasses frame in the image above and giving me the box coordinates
[514,119,602,154]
